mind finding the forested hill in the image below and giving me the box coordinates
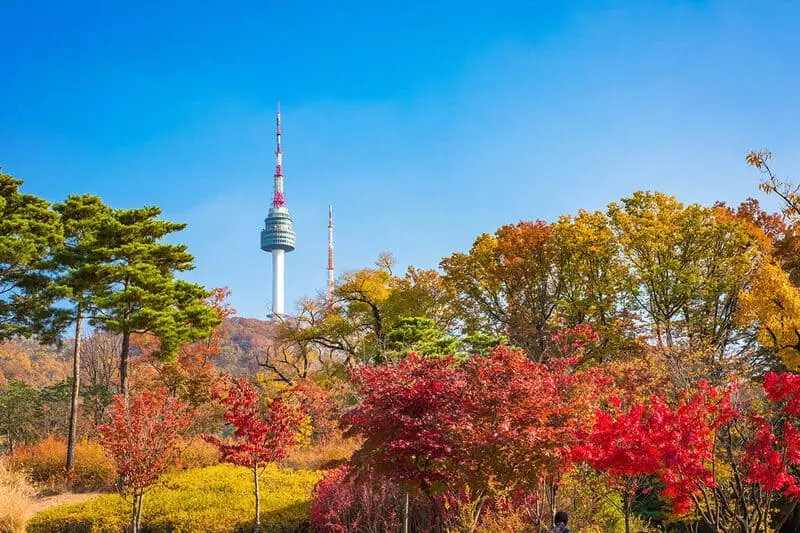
[215,317,277,376]
[0,317,276,387]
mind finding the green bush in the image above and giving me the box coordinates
[27,464,323,533]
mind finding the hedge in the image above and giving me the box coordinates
[27,464,323,533]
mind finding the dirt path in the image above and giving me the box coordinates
[31,492,103,514]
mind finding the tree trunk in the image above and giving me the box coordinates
[130,489,141,533]
[66,304,83,480]
[253,462,261,533]
[403,491,409,533]
[136,490,144,533]
[120,326,130,402]
[624,492,632,533]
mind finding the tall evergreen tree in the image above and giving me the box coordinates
[0,168,62,340]
[52,194,114,476]
[91,206,220,399]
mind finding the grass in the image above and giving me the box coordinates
[28,463,323,533]
[0,458,36,533]
[279,438,360,471]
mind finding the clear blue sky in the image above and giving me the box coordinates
[2,1,799,318]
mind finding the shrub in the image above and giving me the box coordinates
[27,463,323,533]
[290,380,342,445]
[171,437,220,471]
[10,436,115,492]
[311,466,443,533]
[0,458,36,533]
[280,438,360,471]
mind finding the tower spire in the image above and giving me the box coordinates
[273,100,285,208]
[327,205,334,305]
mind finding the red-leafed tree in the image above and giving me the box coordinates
[344,344,604,529]
[204,377,303,533]
[572,382,735,533]
[98,388,193,533]
[744,372,800,500]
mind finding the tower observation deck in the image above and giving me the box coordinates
[261,102,296,317]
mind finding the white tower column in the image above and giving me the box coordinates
[272,248,285,316]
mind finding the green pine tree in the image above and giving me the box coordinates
[90,206,220,400]
[52,194,115,476]
[0,168,62,340]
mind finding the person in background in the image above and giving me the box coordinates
[550,511,572,533]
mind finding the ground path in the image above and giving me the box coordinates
[31,492,102,515]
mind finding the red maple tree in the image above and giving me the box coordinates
[344,345,603,527]
[572,382,735,533]
[204,377,303,533]
[744,372,800,498]
[99,388,193,533]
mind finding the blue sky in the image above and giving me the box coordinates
[2,0,799,318]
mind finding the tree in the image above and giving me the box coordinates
[98,388,192,533]
[133,287,235,406]
[573,383,735,533]
[742,372,800,520]
[747,150,800,221]
[281,258,452,368]
[204,377,303,533]
[737,260,800,370]
[52,194,115,477]
[441,221,564,362]
[608,191,761,359]
[80,331,120,426]
[0,168,62,340]
[344,343,602,531]
[90,206,220,400]
[385,316,457,360]
[0,379,42,454]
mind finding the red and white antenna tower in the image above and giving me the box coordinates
[327,205,334,305]
[272,100,285,208]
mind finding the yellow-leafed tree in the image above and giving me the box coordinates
[738,260,800,369]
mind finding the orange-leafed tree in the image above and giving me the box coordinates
[132,287,235,405]
[98,388,193,533]
[204,377,303,533]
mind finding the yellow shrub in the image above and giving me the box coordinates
[10,436,115,492]
[0,458,35,533]
[294,415,313,449]
[28,464,323,533]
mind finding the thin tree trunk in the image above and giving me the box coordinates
[253,462,261,533]
[120,326,130,402]
[66,303,83,479]
[403,491,410,533]
[130,490,139,533]
[624,492,632,533]
[135,490,144,533]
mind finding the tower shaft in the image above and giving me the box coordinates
[273,249,286,315]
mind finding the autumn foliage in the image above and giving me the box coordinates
[343,343,605,532]
[573,382,736,521]
[743,372,800,498]
[203,377,303,533]
[98,388,193,532]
